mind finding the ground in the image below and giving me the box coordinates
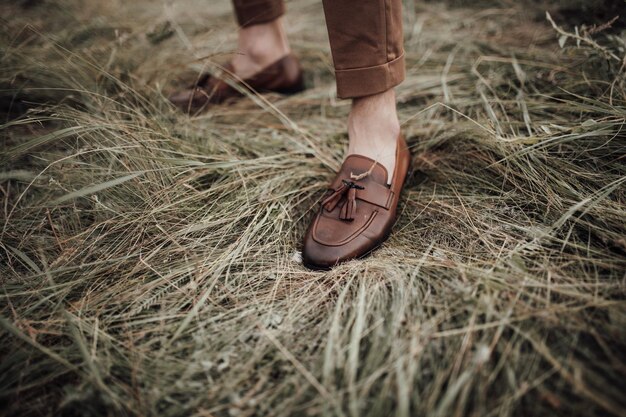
[1,0,625,416]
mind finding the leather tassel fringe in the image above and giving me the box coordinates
[322,182,348,212]
[339,187,357,221]
[322,179,363,221]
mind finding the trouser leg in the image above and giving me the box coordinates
[322,0,405,99]
[232,0,285,28]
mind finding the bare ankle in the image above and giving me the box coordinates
[233,18,291,77]
[347,89,400,183]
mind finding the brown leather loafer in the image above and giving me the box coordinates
[168,53,305,114]
[302,133,411,270]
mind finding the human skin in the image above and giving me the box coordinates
[232,17,399,181]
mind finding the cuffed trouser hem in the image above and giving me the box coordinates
[334,52,405,99]
[232,0,285,28]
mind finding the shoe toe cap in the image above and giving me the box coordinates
[302,228,377,270]
[302,237,340,270]
[168,88,208,112]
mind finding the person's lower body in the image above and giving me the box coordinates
[232,0,405,181]
[172,0,410,268]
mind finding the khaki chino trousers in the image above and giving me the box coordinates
[231,0,405,99]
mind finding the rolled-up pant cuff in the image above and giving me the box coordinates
[335,52,405,99]
[232,0,285,28]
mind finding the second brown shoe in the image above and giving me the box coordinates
[302,133,411,270]
[168,53,305,114]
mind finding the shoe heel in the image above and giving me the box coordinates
[275,76,306,95]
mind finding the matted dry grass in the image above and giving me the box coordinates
[1,0,625,416]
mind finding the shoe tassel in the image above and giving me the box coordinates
[321,179,364,221]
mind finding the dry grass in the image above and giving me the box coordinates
[1,0,625,416]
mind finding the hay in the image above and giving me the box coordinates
[1,0,625,416]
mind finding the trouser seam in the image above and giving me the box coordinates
[334,52,405,73]
[334,51,405,98]
[384,0,389,65]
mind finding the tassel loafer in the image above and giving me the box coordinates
[169,53,305,114]
[302,133,411,270]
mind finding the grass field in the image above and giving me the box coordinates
[1,0,625,416]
